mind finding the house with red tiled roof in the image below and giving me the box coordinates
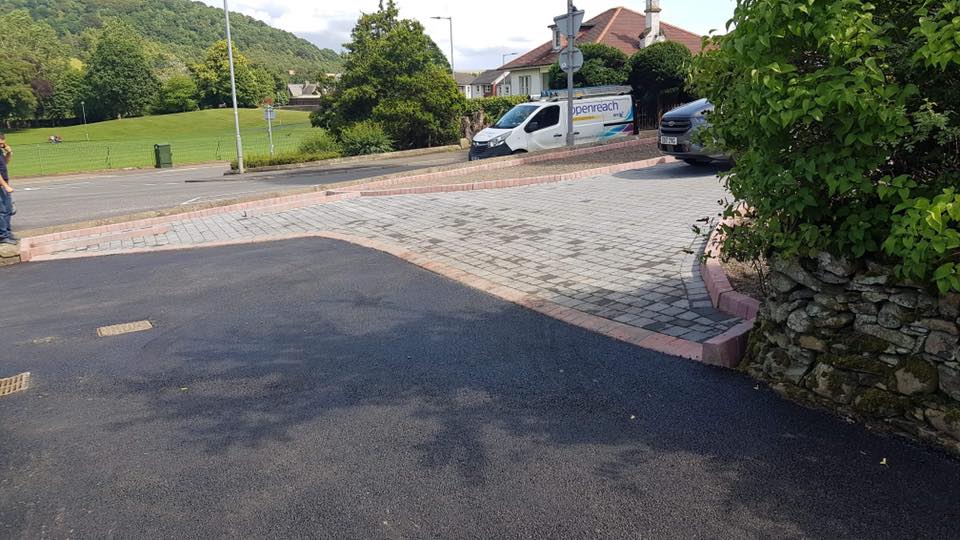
[500,1,703,97]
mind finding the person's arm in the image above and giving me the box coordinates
[0,159,11,192]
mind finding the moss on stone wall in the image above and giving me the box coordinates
[854,388,910,417]
[846,333,890,355]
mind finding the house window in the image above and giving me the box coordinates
[518,75,531,95]
[485,85,492,93]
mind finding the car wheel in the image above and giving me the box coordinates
[683,159,712,166]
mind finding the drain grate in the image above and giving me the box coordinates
[0,372,31,397]
[97,320,153,337]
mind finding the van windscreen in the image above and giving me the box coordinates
[493,105,540,129]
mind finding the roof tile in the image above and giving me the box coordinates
[502,6,703,70]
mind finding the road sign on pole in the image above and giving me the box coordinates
[560,47,584,73]
[558,3,584,147]
[553,9,585,38]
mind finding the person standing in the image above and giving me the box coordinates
[0,135,16,245]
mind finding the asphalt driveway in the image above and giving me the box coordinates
[1,239,959,538]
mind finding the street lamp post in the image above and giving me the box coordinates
[224,0,244,174]
[565,0,576,147]
[431,16,455,73]
[501,52,518,66]
[80,101,89,141]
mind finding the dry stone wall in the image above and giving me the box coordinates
[745,253,960,454]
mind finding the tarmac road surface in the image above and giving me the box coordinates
[10,150,468,231]
[1,239,959,538]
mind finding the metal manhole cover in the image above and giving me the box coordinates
[97,320,154,337]
[0,372,31,397]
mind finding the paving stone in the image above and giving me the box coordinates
[47,172,742,343]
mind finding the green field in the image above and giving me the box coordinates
[6,109,316,177]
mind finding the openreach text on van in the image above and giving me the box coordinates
[572,101,620,116]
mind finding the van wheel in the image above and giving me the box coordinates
[512,149,527,155]
[683,159,711,166]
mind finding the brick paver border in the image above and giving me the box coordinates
[339,156,675,197]
[16,153,756,366]
[699,217,762,367]
[25,231,709,362]
[19,150,670,262]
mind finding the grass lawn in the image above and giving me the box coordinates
[6,109,316,177]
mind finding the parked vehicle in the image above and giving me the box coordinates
[657,98,729,165]
[469,86,636,160]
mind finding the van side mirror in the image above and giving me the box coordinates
[525,121,540,133]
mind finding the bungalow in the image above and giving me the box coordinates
[500,1,703,97]
[471,69,512,97]
[455,72,481,99]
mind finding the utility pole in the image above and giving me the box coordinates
[224,0,244,174]
[566,0,576,147]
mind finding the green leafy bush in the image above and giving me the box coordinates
[628,41,692,102]
[297,129,341,155]
[886,189,960,294]
[691,0,960,293]
[548,43,629,89]
[371,64,465,149]
[230,151,340,170]
[338,121,393,156]
[152,75,198,114]
[463,95,530,124]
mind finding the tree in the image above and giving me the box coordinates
[0,10,69,121]
[152,75,198,114]
[372,64,465,148]
[628,41,692,112]
[8,0,344,76]
[548,43,629,89]
[47,68,87,122]
[190,41,272,108]
[326,1,461,148]
[83,20,159,120]
[0,59,38,124]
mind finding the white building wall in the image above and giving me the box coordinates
[509,66,552,97]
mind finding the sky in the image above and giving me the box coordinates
[203,1,736,71]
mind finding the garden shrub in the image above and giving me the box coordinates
[338,121,394,156]
[548,43,629,89]
[628,41,692,103]
[463,95,530,125]
[297,129,342,155]
[690,0,960,293]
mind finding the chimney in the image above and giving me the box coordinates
[643,0,663,47]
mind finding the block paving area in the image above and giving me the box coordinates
[39,166,743,342]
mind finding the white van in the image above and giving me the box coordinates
[468,86,636,160]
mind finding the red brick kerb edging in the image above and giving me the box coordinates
[24,231,708,362]
[18,151,754,365]
[699,217,762,368]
